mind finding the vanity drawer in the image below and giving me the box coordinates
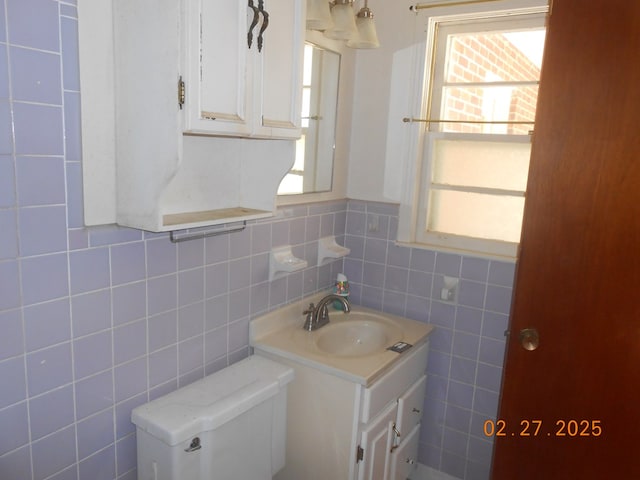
[360,341,429,424]
[396,374,426,437]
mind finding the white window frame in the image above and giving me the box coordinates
[397,1,548,260]
[417,131,531,257]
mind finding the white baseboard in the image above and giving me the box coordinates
[410,463,462,480]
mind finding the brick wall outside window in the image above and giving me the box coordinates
[443,33,541,135]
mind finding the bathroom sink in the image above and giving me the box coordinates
[250,295,434,385]
[314,312,403,357]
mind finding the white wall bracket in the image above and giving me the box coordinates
[269,245,308,281]
[317,236,350,266]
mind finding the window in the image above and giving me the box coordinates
[408,11,546,258]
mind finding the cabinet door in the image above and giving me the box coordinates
[395,375,426,439]
[182,0,252,136]
[388,424,420,480]
[357,402,397,480]
[253,0,304,138]
[182,0,303,138]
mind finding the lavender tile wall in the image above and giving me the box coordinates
[0,3,347,478]
[0,3,518,480]
[344,200,516,480]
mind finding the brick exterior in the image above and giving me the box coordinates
[442,33,541,135]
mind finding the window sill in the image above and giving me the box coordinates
[394,239,518,263]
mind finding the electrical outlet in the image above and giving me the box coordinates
[440,276,459,302]
[368,214,379,233]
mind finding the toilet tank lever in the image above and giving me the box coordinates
[185,437,202,453]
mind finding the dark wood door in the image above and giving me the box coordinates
[492,0,640,478]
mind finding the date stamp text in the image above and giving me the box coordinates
[483,419,602,437]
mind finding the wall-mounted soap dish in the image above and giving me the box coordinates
[269,245,308,281]
[317,236,350,266]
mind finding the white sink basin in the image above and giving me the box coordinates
[314,312,403,357]
[250,295,434,385]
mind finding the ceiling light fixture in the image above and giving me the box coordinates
[306,0,333,31]
[324,0,358,41]
[347,0,380,49]
[306,0,380,49]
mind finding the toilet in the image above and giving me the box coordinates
[131,355,294,480]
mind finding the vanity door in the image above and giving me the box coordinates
[386,376,424,480]
[395,375,426,439]
[388,424,420,480]
[357,401,397,480]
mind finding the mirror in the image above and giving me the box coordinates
[278,43,340,195]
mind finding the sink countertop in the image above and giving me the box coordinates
[250,293,434,386]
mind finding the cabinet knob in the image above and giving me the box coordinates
[406,457,415,465]
[412,407,421,414]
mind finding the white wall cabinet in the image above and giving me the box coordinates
[78,0,304,232]
[255,340,429,480]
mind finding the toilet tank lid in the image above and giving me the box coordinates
[131,355,294,446]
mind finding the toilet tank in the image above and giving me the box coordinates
[132,355,294,480]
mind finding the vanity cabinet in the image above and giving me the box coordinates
[255,340,429,480]
[182,0,304,138]
[358,357,427,480]
[78,0,304,232]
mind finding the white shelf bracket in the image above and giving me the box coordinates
[317,236,350,266]
[269,245,308,281]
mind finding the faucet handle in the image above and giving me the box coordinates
[318,303,330,321]
[302,303,316,331]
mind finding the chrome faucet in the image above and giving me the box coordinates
[302,294,351,331]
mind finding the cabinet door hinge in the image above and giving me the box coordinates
[178,76,185,109]
[356,445,364,463]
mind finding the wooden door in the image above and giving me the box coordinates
[492,0,640,478]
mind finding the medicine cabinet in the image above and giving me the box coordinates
[78,0,305,232]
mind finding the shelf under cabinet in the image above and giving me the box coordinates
[162,207,273,229]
